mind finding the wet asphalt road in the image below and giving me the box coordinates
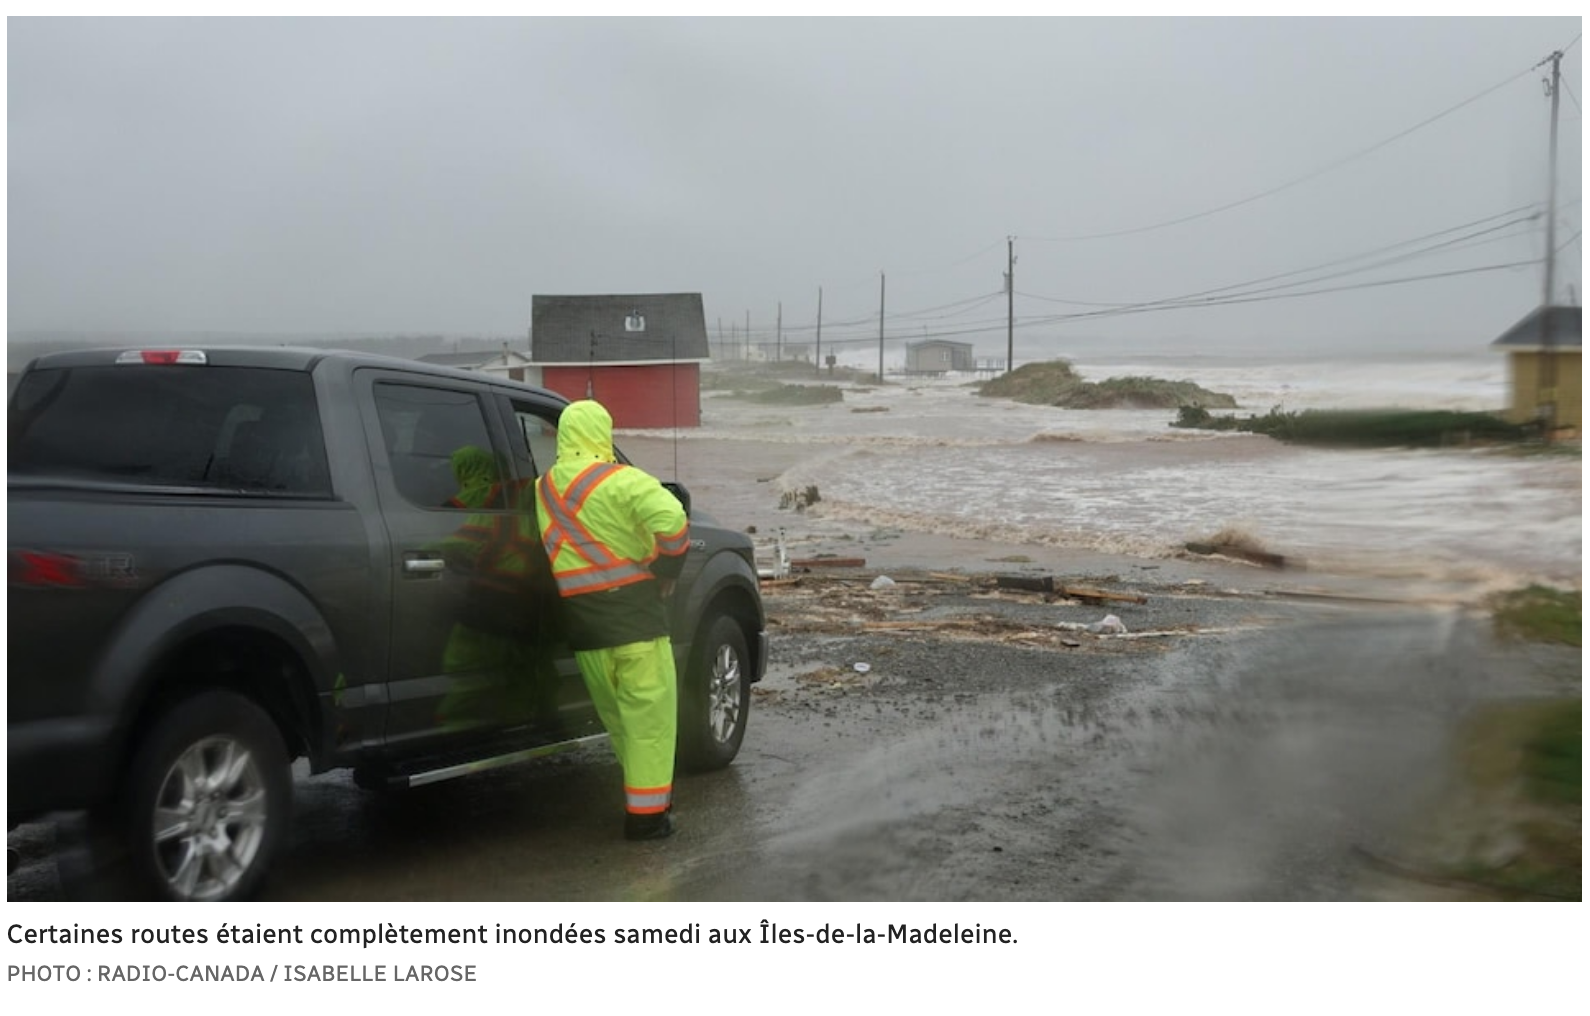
[8,583,1565,902]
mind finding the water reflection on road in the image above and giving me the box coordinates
[12,602,1549,903]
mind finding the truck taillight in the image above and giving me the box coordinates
[115,350,208,365]
[10,551,85,588]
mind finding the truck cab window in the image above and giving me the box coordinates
[374,383,502,510]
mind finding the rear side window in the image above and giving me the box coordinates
[8,365,333,496]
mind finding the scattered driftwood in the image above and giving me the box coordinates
[993,575,1148,605]
[790,557,868,569]
[1184,542,1287,569]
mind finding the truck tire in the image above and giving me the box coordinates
[677,613,751,773]
[115,690,291,901]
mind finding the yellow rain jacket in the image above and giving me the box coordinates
[534,400,690,651]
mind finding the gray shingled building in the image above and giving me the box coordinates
[530,293,710,429]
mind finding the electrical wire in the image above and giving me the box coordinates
[1024,64,1538,243]
[807,258,1539,347]
[1560,75,1582,114]
[1033,260,1542,325]
[1017,205,1541,309]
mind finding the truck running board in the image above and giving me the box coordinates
[381,731,612,790]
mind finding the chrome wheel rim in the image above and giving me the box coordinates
[707,642,744,745]
[150,735,269,900]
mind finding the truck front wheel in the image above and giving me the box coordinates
[677,614,751,773]
[117,691,291,901]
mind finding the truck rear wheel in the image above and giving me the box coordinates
[116,690,291,901]
[677,614,751,773]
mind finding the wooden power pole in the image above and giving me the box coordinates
[1538,48,1563,436]
[815,286,824,376]
[1006,236,1016,375]
[878,272,886,383]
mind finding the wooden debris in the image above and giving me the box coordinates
[1184,542,1287,569]
[1059,585,1148,606]
[993,575,1147,605]
[790,557,868,569]
[995,575,1054,593]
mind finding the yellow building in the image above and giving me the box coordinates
[1491,305,1582,436]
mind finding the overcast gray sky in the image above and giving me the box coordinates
[5,16,1583,357]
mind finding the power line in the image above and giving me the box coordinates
[1023,64,1538,243]
[750,222,1544,345]
[1037,260,1541,325]
[1560,75,1582,114]
[753,291,1004,340]
[806,258,1538,348]
[1017,204,1541,310]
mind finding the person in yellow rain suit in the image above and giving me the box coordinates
[534,400,690,841]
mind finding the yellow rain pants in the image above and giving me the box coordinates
[574,637,677,816]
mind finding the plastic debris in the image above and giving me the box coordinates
[756,528,792,580]
[870,575,897,590]
[853,662,872,674]
[1086,614,1128,635]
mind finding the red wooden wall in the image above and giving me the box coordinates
[540,363,701,429]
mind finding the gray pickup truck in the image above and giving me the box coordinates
[7,346,767,901]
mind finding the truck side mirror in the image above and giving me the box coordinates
[661,481,691,517]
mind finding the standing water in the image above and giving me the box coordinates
[624,351,1580,597]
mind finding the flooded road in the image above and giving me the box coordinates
[14,577,1557,902]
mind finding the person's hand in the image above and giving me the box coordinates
[658,579,677,600]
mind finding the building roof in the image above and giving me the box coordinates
[906,338,974,351]
[1491,305,1582,351]
[531,293,710,363]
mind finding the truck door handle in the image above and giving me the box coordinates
[403,555,447,575]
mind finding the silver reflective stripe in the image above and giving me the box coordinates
[556,562,650,593]
[655,527,689,555]
[626,789,671,812]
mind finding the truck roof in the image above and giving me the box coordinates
[17,345,571,404]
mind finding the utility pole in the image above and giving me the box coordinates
[878,272,886,383]
[776,301,783,363]
[1005,236,1016,375]
[1538,48,1564,437]
[1543,49,1562,311]
[815,286,824,376]
[745,309,751,362]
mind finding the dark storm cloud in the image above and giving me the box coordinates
[6,16,1582,354]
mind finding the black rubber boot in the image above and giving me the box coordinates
[624,810,675,841]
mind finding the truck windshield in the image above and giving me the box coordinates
[9,365,333,496]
